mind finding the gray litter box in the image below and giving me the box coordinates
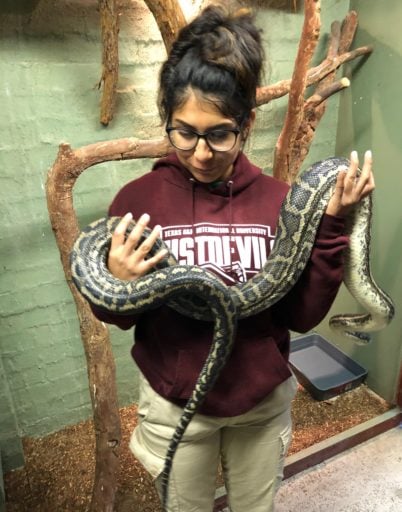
[289,333,367,401]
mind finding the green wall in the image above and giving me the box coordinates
[1,0,354,471]
[317,0,402,404]
[0,0,165,470]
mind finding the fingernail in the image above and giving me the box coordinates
[124,212,133,220]
[140,213,150,222]
[351,150,358,161]
[365,149,372,159]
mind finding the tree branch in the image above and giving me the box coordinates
[143,0,186,53]
[306,77,350,107]
[272,0,321,182]
[287,9,361,180]
[98,0,120,126]
[339,10,358,53]
[256,44,372,105]
[45,136,170,511]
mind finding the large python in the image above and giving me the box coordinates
[70,156,394,510]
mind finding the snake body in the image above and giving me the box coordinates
[70,157,394,509]
[328,190,394,341]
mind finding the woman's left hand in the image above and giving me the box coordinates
[325,150,375,218]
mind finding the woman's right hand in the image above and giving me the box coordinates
[107,212,168,281]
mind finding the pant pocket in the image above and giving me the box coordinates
[275,420,293,493]
[130,374,173,478]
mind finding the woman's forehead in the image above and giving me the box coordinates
[172,90,236,129]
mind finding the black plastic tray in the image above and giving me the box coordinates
[289,333,367,401]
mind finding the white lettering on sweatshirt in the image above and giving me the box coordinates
[162,222,275,282]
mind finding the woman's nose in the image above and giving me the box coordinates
[193,137,213,160]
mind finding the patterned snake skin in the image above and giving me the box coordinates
[70,157,394,509]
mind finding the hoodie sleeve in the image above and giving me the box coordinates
[89,304,139,330]
[271,213,349,333]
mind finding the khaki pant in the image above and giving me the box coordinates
[130,373,297,512]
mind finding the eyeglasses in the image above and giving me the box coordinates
[166,126,241,152]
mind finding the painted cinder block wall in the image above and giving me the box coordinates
[0,0,358,472]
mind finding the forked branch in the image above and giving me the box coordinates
[272,0,321,182]
[271,5,370,182]
[45,137,170,511]
[286,10,360,180]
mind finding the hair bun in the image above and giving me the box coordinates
[158,4,264,125]
[187,6,263,84]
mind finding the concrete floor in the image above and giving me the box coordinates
[274,426,402,512]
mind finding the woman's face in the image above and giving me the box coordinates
[169,90,254,184]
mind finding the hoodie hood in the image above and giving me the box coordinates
[151,151,262,197]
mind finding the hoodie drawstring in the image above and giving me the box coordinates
[189,177,238,281]
[189,178,197,266]
[227,179,235,278]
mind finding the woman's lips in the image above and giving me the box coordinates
[192,165,214,173]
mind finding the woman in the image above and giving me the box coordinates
[91,5,374,511]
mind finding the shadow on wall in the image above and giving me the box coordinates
[1,0,41,14]
[320,7,402,401]
[352,30,402,291]
[350,31,402,155]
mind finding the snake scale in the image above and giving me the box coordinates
[70,156,394,510]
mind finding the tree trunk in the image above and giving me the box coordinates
[272,0,321,182]
[143,0,186,53]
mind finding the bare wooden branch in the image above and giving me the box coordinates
[46,137,170,511]
[286,9,362,180]
[339,10,358,53]
[71,137,170,172]
[286,19,342,179]
[326,20,341,59]
[305,44,372,84]
[287,78,350,177]
[143,0,187,53]
[98,0,120,126]
[313,20,340,96]
[306,77,350,107]
[272,0,321,182]
[256,44,372,105]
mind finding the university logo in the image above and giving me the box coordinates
[162,222,275,282]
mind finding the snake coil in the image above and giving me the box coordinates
[70,157,394,509]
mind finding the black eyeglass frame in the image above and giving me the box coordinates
[166,126,241,152]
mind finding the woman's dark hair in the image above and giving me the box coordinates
[158,5,264,127]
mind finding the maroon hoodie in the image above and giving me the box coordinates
[91,152,349,416]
